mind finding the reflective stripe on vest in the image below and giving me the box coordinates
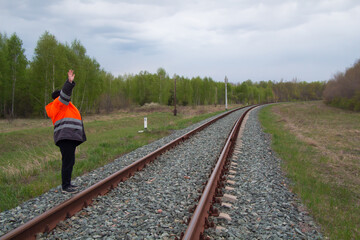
[54,124,83,132]
[54,118,83,133]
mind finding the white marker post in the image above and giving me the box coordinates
[144,117,148,131]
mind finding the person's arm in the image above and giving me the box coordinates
[58,69,76,106]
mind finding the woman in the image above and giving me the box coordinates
[46,69,86,193]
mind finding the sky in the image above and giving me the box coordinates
[1,0,360,83]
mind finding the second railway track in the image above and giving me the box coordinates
[1,106,252,239]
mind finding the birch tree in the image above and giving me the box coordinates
[32,31,58,117]
[0,33,9,117]
[6,33,27,117]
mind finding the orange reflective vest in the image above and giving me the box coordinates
[46,80,86,146]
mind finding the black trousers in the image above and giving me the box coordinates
[58,140,78,189]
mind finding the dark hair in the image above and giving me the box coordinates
[52,90,60,100]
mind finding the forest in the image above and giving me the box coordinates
[1,31,327,118]
[323,60,360,111]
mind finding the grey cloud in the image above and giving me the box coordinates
[1,0,55,21]
[1,0,360,82]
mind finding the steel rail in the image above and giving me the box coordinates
[1,106,247,240]
[182,105,257,240]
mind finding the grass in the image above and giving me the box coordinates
[0,104,236,212]
[259,101,360,240]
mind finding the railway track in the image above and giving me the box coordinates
[1,106,254,240]
[181,106,255,239]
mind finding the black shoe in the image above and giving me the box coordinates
[70,184,79,189]
[62,186,79,194]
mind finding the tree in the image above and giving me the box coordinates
[0,31,331,118]
[191,77,203,105]
[0,33,9,117]
[31,31,58,117]
[157,67,166,104]
[177,76,193,106]
[70,39,87,105]
[6,33,27,117]
[323,60,360,111]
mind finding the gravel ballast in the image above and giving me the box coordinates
[0,107,249,239]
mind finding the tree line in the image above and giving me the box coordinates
[1,31,326,118]
[323,60,360,111]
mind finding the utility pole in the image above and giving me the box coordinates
[225,76,228,110]
[173,76,177,116]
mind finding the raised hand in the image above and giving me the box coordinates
[68,69,75,83]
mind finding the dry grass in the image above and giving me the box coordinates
[1,147,61,179]
[0,118,49,133]
[272,101,360,195]
[260,102,360,239]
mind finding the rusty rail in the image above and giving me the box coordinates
[1,106,247,240]
[182,105,256,240]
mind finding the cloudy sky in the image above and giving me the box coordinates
[1,0,360,83]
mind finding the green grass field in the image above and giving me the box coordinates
[259,102,360,240]
[0,107,226,212]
